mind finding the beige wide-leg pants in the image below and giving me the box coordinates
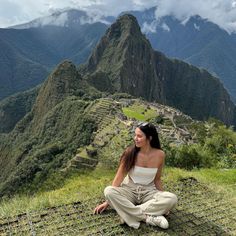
[104,175,177,229]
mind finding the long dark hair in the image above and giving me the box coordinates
[120,122,161,173]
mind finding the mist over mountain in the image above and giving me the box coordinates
[10,9,114,29]
[0,9,107,100]
[0,30,50,100]
[1,7,236,104]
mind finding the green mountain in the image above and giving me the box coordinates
[81,14,236,126]
[129,9,236,102]
[0,33,50,100]
[3,8,236,106]
[0,61,97,197]
[0,13,107,100]
[0,86,39,133]
[0,57,190,196]
[0,14,236,198]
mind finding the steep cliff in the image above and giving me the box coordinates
[32,61,81,123]
[80,14,236,126]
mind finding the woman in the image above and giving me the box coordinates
[93,122,177,229]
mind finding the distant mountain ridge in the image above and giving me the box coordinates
[1,7,236,104]
[0,10,107,100]
[10,9,114,29]
[126,8,236,102]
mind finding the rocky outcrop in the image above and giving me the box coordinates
[33,61,81,122]
[81,14,236,126]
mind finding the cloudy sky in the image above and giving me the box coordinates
[1,0,236,33]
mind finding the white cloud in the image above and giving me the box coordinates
[194,23,200,31]
[232,0,236,8]
[79,12,111,25]
[0,0,236,33]
[155,0,236,33]
[161,23,170,32]
[0,0,157,27]
[142,21,158,34]
[39,12,68,27]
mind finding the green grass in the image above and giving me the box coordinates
[163,167,236,203]
[0,168,114,218]
[78,148,89,158]
[0,167,235,218]
[191,168,236,185]
[122,102,157,121]
[190,168,236,200]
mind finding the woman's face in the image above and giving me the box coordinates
[134,128,149,148]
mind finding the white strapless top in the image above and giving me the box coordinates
[129,166,158,185]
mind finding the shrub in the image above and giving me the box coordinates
[166,145,202,170]
[166,121,236,170]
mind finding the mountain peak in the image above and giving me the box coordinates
[45,60,81,94]
[81,13,236,126]
[83,14,156,96]
[106,14,141,38]
[32,60,81,121]
[51,60,78,79]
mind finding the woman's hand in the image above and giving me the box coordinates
[93,201,109,214]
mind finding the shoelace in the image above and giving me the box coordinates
[136,186,143,201]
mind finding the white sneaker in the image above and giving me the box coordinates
[146,215,169,229]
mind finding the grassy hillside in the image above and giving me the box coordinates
[0,167,235,235]
[0,97,97,196]
[0,167,235,218]
[0,97,235,235]
[0,93,235,196]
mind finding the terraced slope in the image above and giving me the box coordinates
[0,177,235,235]
[64,98,199,172]
[64,98,120,170]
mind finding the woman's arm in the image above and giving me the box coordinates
[112,161,127,187]
[94,160,127,214]
[154,151,165,191]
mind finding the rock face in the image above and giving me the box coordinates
[84,14,162,100]
[129,8,236,103]
[33,61,81,122]
[82,14,236,126]
[153,53,236,124]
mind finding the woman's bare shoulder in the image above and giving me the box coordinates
[154,149,165,159]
